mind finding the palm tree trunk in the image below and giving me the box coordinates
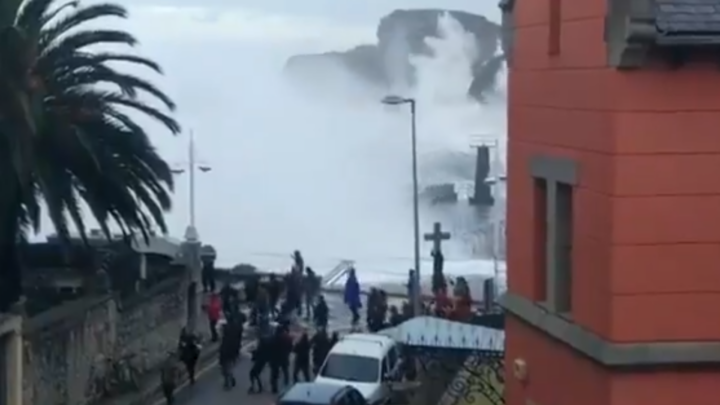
[0,199,22,313]
[0,0,22,27]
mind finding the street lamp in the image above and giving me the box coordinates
[172,130,211,334]
[382,95,421,317]
[171,130,212,229]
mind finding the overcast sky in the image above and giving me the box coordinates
[120,0,500,48]
[40,0,505,272]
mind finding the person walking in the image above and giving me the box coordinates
[268,274,281,317]
[344,267,361,326]
[311,329,331,375]
[230,311,247,360]
[304,267,319,320]
[219,321,238,389]
[207,292,222,342]
[220,282,240,319]
[160,353,179,405]
[269,326,291,393]
[293,332,311,382]
[313,295,329,331]
[177,328,201,385]
[248,338,269,394]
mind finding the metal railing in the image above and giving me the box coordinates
[321,260,355,288]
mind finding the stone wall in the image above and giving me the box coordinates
[22,276,187,405]
[437,355,505,405]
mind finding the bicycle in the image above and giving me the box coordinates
[104,353,142,395]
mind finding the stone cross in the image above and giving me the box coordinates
[424,222,451,253]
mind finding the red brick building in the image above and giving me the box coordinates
[499,0,720,404]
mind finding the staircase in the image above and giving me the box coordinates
[321,260,355,288]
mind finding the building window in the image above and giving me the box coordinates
[553,183,574,313]
[529,156,577,315]
[533,178,548,301]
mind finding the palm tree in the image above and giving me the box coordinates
[0,0,181,312]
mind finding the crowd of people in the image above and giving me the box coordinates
[157,249,476,404]
[158,250,341,403]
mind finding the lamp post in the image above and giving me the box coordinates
[382,95,421,317]
[172,130,211,334]
[171,130,212,228]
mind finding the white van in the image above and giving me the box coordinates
[314,333,403,405]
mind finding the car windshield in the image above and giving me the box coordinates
[320,353,380,383]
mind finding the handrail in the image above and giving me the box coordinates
[322,259,355,288]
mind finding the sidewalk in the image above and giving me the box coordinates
[97,318,311,405]
[98,339,222,405]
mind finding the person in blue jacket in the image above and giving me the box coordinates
[344,267,362,326]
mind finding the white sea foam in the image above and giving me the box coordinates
[36,5,508,285]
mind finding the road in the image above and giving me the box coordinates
[163,294,360,405]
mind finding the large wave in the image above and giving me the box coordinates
[233,13,507,269]
[37,7,507,272]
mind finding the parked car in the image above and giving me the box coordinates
[314,333,403,405]
[278,382,367,405]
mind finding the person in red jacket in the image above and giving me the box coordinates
[434,287,452,318]
[207,293,221,342]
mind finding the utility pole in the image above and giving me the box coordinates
[489,138,506,298]
[381,95,422,316]
[189,130,196,228]
[172,131,212,227]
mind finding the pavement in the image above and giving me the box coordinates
[108,293,358,405]
[157,340,270,405]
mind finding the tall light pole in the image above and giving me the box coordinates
[382,95,421,317]
[171,130,212,228]
[172,130,211,334]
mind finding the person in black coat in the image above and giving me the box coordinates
[177,328,200,385]
[220,282,240,319]
[267,274,282,316]
[284,270,302,316]
[303,267,319,320]
[389,305,403,327]
[311,329,331,375]
[218,323,238,389]
[248,337,269,394]
[292,250,305,273]
[160,353,179,405]
[269,326,292,393]
[292,332,311,382]
[201,261,216,292]
[367,289,384,332]
[431,249,446,293]
[313,295,329,330]
[229,311,247,360]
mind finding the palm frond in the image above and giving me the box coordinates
[42,29,138,58]
[2,0,181,253]
[38,3,127,48]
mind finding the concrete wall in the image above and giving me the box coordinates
[22,276,187,405]
[0,314,23,405]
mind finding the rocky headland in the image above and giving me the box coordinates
[284,9,506,101]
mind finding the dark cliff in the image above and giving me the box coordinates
[284,9,505,101]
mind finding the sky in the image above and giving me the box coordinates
[38,0,507,272]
